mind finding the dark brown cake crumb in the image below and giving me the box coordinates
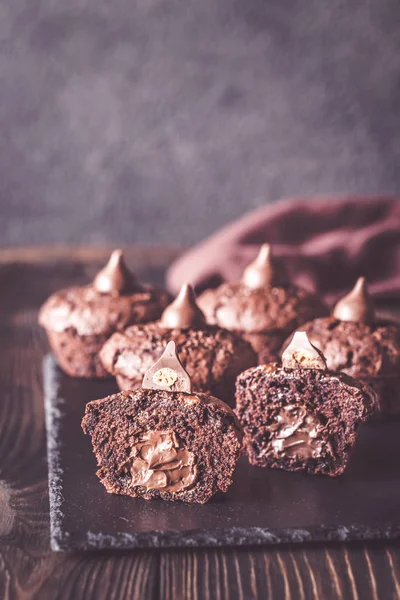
[100,322,257,406]
[290,278,400,416]
[294,318,400,415]
[82,389,243,503]
[235,363,377,476]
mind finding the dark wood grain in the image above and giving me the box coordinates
[158,545,400,600]
[0,246,400,600]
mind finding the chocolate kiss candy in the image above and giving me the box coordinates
[282,331,327,370]
[241,244,288,289]
[160,284,206,329]
[332,277,375,324]
[93,249,143,295]
[142,341,192,393]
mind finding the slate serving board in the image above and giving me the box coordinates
[44,353,400,552]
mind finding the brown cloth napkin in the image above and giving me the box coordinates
[166,196,400,305]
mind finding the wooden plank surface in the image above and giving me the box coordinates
[0,246,400,600]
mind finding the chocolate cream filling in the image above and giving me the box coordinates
[122,430,197,492]
[267,405,328,460]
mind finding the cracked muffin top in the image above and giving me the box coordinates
[290,277,400,379]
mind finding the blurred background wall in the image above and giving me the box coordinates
[1,0,400,246]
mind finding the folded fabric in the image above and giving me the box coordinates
[166,196,400,304]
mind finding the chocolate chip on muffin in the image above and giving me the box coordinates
[100,283,257,406]
[235,332,377,476]
[197,244,327,363]
[82,341,243,503]
[289,277,400,416]
[39,249,170,378]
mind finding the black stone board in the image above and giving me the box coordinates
[44,354,400,551]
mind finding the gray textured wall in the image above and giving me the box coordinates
[1,0,400,245]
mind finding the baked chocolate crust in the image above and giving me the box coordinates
[100,322,257,406]
[198,282,327,362]
[39,285,170,337]
[39,284,170,378]
[295,318,400,415]
[235,364,377,477]
[82,389,243,503]
[296,318,400,378]
[241,331,285,365]
[198,283,327,333]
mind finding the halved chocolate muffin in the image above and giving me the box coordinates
[235,332,377,476]
[100,284,257,406]
[39,250,170,378]
[290,278,400,416]
[197,244,327,364]
[82,342,243,503]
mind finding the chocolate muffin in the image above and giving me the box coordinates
[39,250,170,378]
[100,284,257,406]
[290,278,400,416]
[235,332,377,476]
[82,342,243,503]
[197,244,327,364]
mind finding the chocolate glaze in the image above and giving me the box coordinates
[267,405,326,460]
[282,331,327,370]
[332,277,375,324]
[142,341,192,393]
[241,244,288,289]
[93,250,143,295]
[123,430,197,492]
[160,284,206,329]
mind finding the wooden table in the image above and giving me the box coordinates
[1,246,400,600]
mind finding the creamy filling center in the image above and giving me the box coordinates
[122,430,197,492]
[267,405,327,460]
